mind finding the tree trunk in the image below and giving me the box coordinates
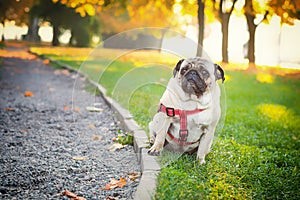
[25,16,40,42]
[245,13,256,65]
[159,28,167,53]
[221,14,230,63]
[52,24,59,46]
[1,20,5,41]
[197,0,205,57]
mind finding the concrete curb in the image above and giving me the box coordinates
[29,51,160,200]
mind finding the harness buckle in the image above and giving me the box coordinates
[165,107,175,117]
[179,129,188,142]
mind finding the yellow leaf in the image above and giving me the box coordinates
[84,4,96,16]
[75,7,86,17]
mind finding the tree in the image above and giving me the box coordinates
[244,0,268,69]
[25,1,42,42]
[26,0,99,46]
[197,0,205,56]
[244,0,300,69]
[268,0,300,24]
[0,0,34,40]
[211,0,238,63]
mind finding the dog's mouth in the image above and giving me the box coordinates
[182,71,207,97]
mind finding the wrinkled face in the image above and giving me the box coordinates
[173,57,224,97]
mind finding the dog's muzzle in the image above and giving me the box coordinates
[183,70,207,96]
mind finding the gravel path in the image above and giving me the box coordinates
[0,44,140,199]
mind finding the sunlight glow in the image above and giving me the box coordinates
[257,104,298,124]
[256,73,274,83]
[173,3,182,14]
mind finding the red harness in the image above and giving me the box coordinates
[158,103,206,146]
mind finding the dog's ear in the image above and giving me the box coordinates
[214,64,225,83]
[173,59,184,77]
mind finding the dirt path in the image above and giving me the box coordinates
[0,43,140,199]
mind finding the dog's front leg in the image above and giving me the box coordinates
[196,126,216,164]
[148,112,171,156]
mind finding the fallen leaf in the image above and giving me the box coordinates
[88,124,96,130]
[107,143,127,151]
[20,129,28,134]
[15,68,22,73]
[55,69,70,76]
[24,91,34,97]
[5,107,15,111]
[93,135,102,141]
[61,190,86,200]
[73,107,80,113]
[128,172,141,181]
[292,136,297,140]
[102,178,127,190]
[63,106,69,111]
[106,196,118,200]
[49,87,56,92]
[72,156,87,161]
[86,106,103,112]
[43,59,50,64]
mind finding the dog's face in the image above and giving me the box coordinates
[173,57,225,97]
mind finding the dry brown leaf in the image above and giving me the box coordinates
[61,190,86,200]
[106,196,118,200]
[5,107,15,111]
[107,143,127,151]
[86,106,103,112]
[102,178,127,190]
[73,107,80,113]
[20,129,28,134]
[88,124,96,130]
[93,135,102,141]
[63,106,69,111]
[128,172,141,181]
[43,59,50,64]
[49,87,56,92]
[72,157,87,161]
[54,69,70,76]
[24,91,34,97]
[15,68,23,73]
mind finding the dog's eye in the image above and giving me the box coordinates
[181,69,187,75]
[202,70,209,76]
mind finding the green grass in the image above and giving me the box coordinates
[30,47,300,199]
[156,71,300,199]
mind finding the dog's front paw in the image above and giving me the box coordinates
[197,155,206,165]
[148,145,162,156]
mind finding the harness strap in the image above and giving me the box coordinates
[158,103,206,145]
[167,132,199,146]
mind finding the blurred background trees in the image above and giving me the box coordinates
[0,0,300,67]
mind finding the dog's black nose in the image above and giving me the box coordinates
[189,70,198,77]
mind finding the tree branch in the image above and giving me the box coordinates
[256,10,269,26]
[229,0,238,15]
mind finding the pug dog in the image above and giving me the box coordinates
[148,57,225,164]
